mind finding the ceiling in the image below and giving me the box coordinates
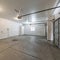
[0,0,58,23]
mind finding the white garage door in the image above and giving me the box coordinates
[23,24,46,36]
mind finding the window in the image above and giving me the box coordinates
[30,26,35,31]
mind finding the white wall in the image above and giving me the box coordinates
[0,18,20,39]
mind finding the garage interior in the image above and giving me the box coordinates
[0,0,60,60]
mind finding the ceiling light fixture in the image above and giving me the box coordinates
[14,8,23,20]
[14,14,22,20]
[14,17,22,20]
[14,17,19,20]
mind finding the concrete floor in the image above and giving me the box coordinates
[0,36,60,60]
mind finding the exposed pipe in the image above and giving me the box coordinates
[18,6,60,19]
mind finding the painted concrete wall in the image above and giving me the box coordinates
[0,18,20,39]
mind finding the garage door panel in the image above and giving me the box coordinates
[24,24,46,36]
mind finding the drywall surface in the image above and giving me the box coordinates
[0,18,20,39]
